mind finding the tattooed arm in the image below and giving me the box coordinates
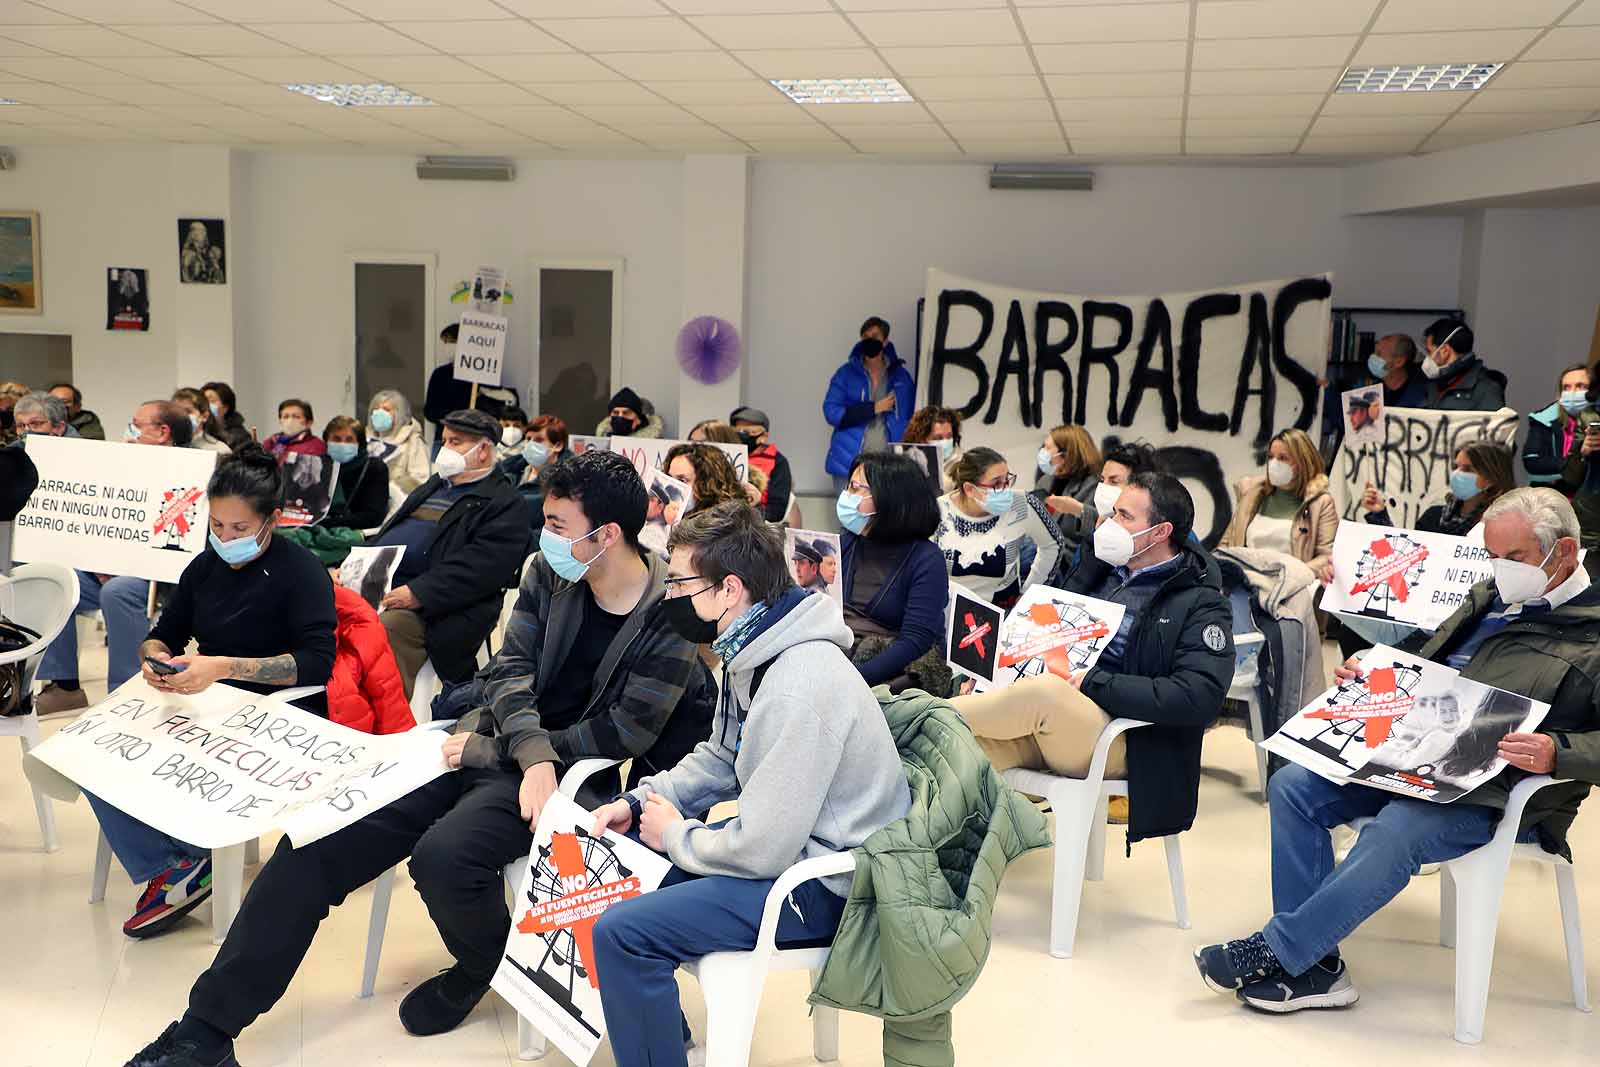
[227,654,300,686]
[153,653,299,695]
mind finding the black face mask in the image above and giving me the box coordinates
[737,431,762,448]
[661,588,722,644]
[609,414,637,436]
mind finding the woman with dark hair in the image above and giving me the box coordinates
[664,443,749,516]
[322,414,390,530]
[936,446,1062,608]
[202,380,253,451]
[172,387,232,454]
[86,446,336,940]
[837,450,950,692]
[1032,424,1102,551]
[499,413,569,534]
[1361,440,1515,537]
[265,397,326,463]
[1524,363,1591,491]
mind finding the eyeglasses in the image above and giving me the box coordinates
[846,481,872,496]
[663,574,717,598]
[15,417,52,433]
[975,474,1018,490]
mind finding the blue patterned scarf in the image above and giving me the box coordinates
[710,601,769,663]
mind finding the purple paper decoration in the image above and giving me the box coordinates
[676,315,742,385]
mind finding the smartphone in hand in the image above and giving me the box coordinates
[144,656,184,676]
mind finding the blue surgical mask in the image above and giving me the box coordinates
[1037,448,1055,475]
[326,442,359,465]
[981,488,1015,516]
[1449,470,1482,502]
[836,491,869,535]
[523,440,549,468]
[1367,354,1389,380]
[209,401,222,418]
[936,438,955,462]
[368,409,394,434]
[540,525,606,582]
[1560,391,1590,416]
[209,522,268,565]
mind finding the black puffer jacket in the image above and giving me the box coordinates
[1425,356,1507,411]
[1065,542,1235,844]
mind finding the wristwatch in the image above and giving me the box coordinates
[621,793,645,825]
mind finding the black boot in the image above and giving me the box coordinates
[398,966,490,1036]
[124,1021,239,1067]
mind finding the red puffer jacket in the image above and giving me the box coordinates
[328,584,414,735]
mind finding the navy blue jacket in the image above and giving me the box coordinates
[822,341,916,477]
[840,530,947,686]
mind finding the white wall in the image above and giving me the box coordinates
[747,161,1468,490]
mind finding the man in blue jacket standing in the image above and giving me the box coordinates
[823,316,915,491]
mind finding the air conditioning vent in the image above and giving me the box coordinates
[989,165,1093,191]
[416,156,516,182]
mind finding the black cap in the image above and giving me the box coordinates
[608,387,643,416]
[791,538,822,564]
[442,408,500,442]
[728,405,769,429]
[812,537,837,558]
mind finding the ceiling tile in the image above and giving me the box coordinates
[1185,136,1300,154]
[43,0,207,21]
[813,122,948,142]
[0,82,110,105]
[459,104,592,126]
[180,0,379,20]
[925,99,1056,122]
[744,140,854,153]
[1571,0,1600,23]
[1044,71,1185,97]
[1192,36,1357,70]
[111,24,301,57]
[837,0,1006,8]
[0,2,82,24]
[90,56,258,82]
[1462,86,1600,112]
[1069,135,1181,154]
[1419,130,1507,152]
[666,0,830,11]
[0,39,58,58]
[1020,3,1189,44]
[0,25,171,56]
[1374,0,1571,34]
[1317,89,1463,115]
[1185,93,1323,117]
[807,100,929,124]
[464,54,623,81]
[685,103,813,123]
[1196,1,1379,38]
[329,56,500,84]
[942,118,1064,139]
[954,138,1070,153]
[1054,95,1182,118]
[572,104,693,122]
[184,84,336,105]
[1493,59,1600,87]
[1185,116,1308,136]
[0,57,141,82]
[1188,67,1341,93]
[42,104,188,127]
[337,0,513,17]
[652,80,790,104]
[1309,114,1450,135]
[1032,41,1189,73]
[1435,110,1592,133]
[902,75,1044,101]
[850,10,1022,48]
[1354,29,1542,66]
[390,21,570,55]
[1524,26,1600,61]
[253,22,438,55]
[538,17,714,52]
[206,57,376,82]
[542,126,642,143]
[496,0,668,14]
[734,48,888,78]
[879,45,1033,76]
[401,83,543,106]
[688,13,859,50]
[525,81,663,105]
[1299,133,1422,154]
[602,50,750,80]
[722,124,840,140]
[1060,117,1182,136]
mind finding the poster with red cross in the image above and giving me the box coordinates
[1319,520,1499,632]
[493,792,671,1067]
[1262,645,1547,803]
[966,584,1126,691]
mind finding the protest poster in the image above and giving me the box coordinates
[1320,520,1497,632]
[279,453,338,527]
[918,268,1331,544]
[1332,406,1519,529]
[893,442,945,499]
[469,265,506,313]
[106,267,149,331]
[1341,385,1383,448]
[455,309,508,387]
[339,545,406,610]
[494,792,671,1067]
[569,435,606,457]
[946,582,1002,685]
[1262,645,1548,803]
[640,468,690,562]
[13,435,216,582]
[785,528,842,606]
[610,436,748,482]
[989,584,1126,689]
[23,678,450,848]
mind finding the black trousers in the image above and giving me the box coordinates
[188,764,611,1038]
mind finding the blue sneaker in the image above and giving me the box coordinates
[125,857,212,939]
[1238,957,1360,1013]
[1195,933,1282,994]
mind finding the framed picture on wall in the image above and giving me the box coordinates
[178,218,226,284]
[0,210,41,315]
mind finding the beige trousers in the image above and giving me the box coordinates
[380,608,427,700]
[953,672,1126,779]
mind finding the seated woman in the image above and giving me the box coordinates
[1219,428,1336,581]
[321,415,391,530]
[665,443,752,516]
[901,404,962,464]
[688,420,768,508]
[91,447,335,939]
[498,414,568,534]
[202,381,253,451]
[1362,440,1514,537]
[1032,424,1101,552]
[495,406,529,462]
[837,450,950,693]
[1524,363,1590,492]
[936,447,1062,609]
[264,397,326,464]
[366,388,430,494]
[171,387,232,454]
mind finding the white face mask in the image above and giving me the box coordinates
[279,416,305,437]
[1267,458,1295,489]
[1094,518,1159,568]
[1492,543,1557,605]
[1421,326,1462,380]
[433,443,480,480]
[501,426,524,447]
[1093,480,1121,516]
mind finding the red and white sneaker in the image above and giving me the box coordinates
[124,857,213,939]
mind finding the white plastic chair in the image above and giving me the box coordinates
[684,851,856,1067]
[1346,774,1589,1043]
[1003,718,1191,958]
[0,562,79,852]
[359,756,622,1062]
[1227,633,1268,801]
[410,660,441,724]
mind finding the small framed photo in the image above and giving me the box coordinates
[178,218,226,284]
[0,210,42,314]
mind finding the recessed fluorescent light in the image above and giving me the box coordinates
[282,83,436,107]
[1336,63,1503,94]
[0,98,19,105]
[771,78,912,104]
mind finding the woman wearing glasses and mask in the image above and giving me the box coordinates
[935,446,1063,609]
[89,446,336,940]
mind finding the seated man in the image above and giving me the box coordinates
[368,408,530,696]
[953,470,1233,838]
[125,450,717,1067]
[1197,487,1600,1014]
[588,501,912,1067]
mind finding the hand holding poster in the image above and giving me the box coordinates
[23,678,450,848]
[986,584,1126,690]
[786,528,842,606]
[493,792,670,1067]
[1261,645,1548,803]
[1341,385,1383,448]
[13,435,216,582]
[1333,406,1519,529]
[279,453,338,527]
[946,582,1002,684]
[338,545,406,610]
[640,468,690,562]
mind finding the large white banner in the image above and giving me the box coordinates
[1332,406,1519,530]
[494,792,671,1067]
[918,268,1332,543]
[14,435,217,582]
[24,678,450,849]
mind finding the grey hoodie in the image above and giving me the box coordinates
[630,591,911,896]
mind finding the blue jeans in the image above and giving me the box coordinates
[593,864,846,1067]
[38,570,150,691]
[85,790,207,885]
[1262,764,1501,975]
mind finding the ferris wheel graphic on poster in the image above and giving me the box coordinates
[998,602,1112,684]
[1306,662,1426,762]
[1350,533,1430,616]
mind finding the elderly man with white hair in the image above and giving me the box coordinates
[1196,487,1600,1014]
